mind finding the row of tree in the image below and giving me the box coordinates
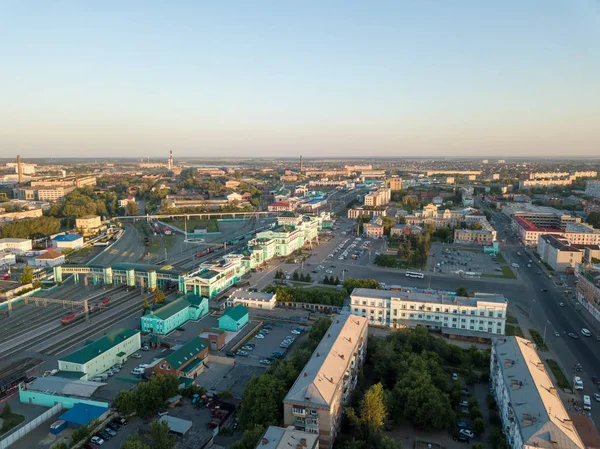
[266,285,347,306]
[322,275,340,285]
[0,216,60,239]
[112,374,179,418]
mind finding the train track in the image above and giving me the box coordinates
[0,290,145,361]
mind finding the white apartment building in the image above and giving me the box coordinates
[283,315,368,449]
[364,188,390,207]
[349,288,507,338]
[227,289,277,310]
[537,235,583,272]
[491,336,585,449]
[0,238,32,253]
[585,180,600,199]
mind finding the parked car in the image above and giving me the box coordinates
[236,350,248,356]
[452,373,458,381]
[90,436,105,446]
[291,329,301,335]
[592,376,600,385]
[459,429,475,439]
[453,434,470,443]
[97,430,111,441]
[141,346,150,351]
[226,351,235,357]
[104,427,117,437]
[457,421,472,430]
[255,333,265,339]
[241,345,254,351]
[85,443,100,449]
[458,401,469,407]
[259,359,272,365]
[594,393,600,402]
[131,353,142,359]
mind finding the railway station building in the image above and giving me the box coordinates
[141,293,209,335]
[57,328,141,380]
[218,304,249,331]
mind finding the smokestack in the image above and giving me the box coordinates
[168,150,173,171]
[299,155,303,174]
[17,155,23,184]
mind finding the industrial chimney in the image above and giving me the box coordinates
[299,155,303,174]
[17,155,23,184]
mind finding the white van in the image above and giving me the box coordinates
[581,328,591,337]
[584,395,592,411]
[574,376,584,390]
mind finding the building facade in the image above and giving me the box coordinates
[490,336,585,449]
[75,215,102,232]
[537,235,583,272]
[585,180,600,199]
[218,304,249,331]
[227,289,277,310]
[52,234,84,249]
[151,337,208,378]
[575,268,600,324]
[283,315,368,449]
[349,288,507,338]
[0,238,32,253]
[255,426,319,449]
[141,294,209,335]
[58,329,141,380]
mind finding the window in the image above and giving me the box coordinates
[393,310,398,316]
[470,311,475,315]
[489,311,494,317]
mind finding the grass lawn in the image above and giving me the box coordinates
[505,324,524,337]
[496,253,507,263]
[164,218,219,233]
[546,359,571,389]
[482,266,516,279]
[506,314,518,324]
[529,329,549,351]
[0,410,25,435]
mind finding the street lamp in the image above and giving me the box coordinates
[543,320,550,344]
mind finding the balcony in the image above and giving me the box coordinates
[292,407,306,416]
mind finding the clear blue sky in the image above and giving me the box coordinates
[1,1,599,158]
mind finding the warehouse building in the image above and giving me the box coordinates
[218,304,249,331]
[19,376,109,409]
[141,294,209,335]
[58,328,141,380]
[52,234,84,250]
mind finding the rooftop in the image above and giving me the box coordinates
[230,289,276,302]
[284,314,368,408]
[513,216,563,233]
[25,376,105,399]
[149,297,191,320]
[0,238,31,243]
[493,336,584,449]
[164,337,207,370]
[220,304,249,322]
[256,426,318,449]
[59,328,139,365]
[540,235,581,252]
[350,288,507,308]
[53,234,83,242]
[35,251,65,260]
[59,403,108,426]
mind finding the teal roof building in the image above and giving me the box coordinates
[218,304,249,332]
[141,294,209,335]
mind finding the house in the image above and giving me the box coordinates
[30,251,66,268]
[141,294,209,335]
[52,234,84,250]
[390,224,422,237]
[151,337,208,378]
[118,196,136,208]
[227,289,277,310]
[218,304,249,331]
[58,329,141,380]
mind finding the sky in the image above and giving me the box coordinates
[1,1,599,159]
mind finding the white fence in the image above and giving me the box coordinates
[0,403,63,449]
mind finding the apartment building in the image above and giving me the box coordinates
[454,215,497,245]
[29,176,96,188]
[575,268,600,324]
[347,207,386,220]
[349,288,507,338]
[364,216,384,239]
[13,186,68,201]
[6,162,36,175]
[226,289,277,310]
[424,170,481,176]
[529,171,597,180]
[490,336,584,449]
[386,177,403,191]
[75,215,102,232]
[363,188,390,207]
[283,315,368,449]
[537,235,583,272]
[512,216,599,247]
[585,180,600,199]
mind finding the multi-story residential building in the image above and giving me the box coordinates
[585,180,600,199]
[454,216,497,245]
[347,207,386,220]
[537,235,583,272]
[424,170,481,176]
[75,215,102,233]
[364,188,390,207]
[13,186,68,201]
[386,177,403,191]
[490,336,585,449]
[226,289,277,310]
[255,426,319,449]
[283,315,368,449]
[349,288,507,338]
[364,216,384,239]
[6,162,36,174]
[0,238,32,253]
[575,268,600,323]
[528,171,597,180]
[512,216,600,247]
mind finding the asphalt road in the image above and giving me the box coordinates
[92,223,147,266]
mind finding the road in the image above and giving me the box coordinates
[92,223,147,266]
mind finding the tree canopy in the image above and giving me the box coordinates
[0,216,60,239]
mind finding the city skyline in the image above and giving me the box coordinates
[2,1,599,158]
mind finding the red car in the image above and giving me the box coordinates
[208,420,220,429]
[592,376,600,385]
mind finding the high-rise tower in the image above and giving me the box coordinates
[17,155,23,184]
[168,150,173,171]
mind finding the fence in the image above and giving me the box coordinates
[0,403,63,449]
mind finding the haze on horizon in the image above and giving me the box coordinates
[1,1,599,159]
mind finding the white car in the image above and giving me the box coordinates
[459,429,474,439]
[91,436,105,445]
[255,333,265,339]
[291,329,301,335]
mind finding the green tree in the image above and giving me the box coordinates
[149,419,176,449]
[360,383,386,429]
[305,273,311,282]
[238,374,287,429]
[472,445,484,449]
[71,424,90,444]
[143,298,150,312]
[292,271,299,281]
[217,389,233,399]
[3,403,11,415]
[121,434,151,449]
[51,443,68,449]
[334,276,340,285]
[309,318,332,344]
[456,286,470,297]
[381,216,396,235]
[231,424,265,449]
[113,390,137,415]
[343,278,380,291]
[20,266,34,284]
[473,417,485,436]
[0,216,60,239]
[154,290,166,304]
[126,201,140,216]
[588,212,600,229]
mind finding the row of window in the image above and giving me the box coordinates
[351,300,504,317]
[354,308,503,323]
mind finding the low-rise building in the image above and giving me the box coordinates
[227,289,277,310]
[364,216,384,239]
[0,238,32,253]
[537,235,583,272]
[58,328,141,380]
[347,207,386,220]
[30,251,66,268]
[75,215,102,233]
[390,224,422,237]
[255,426,319,449]
[118,196,136,208]
[141,294,209,335]
[0,253,16,267]
[491,336,585,449]
[151,337,208,378]
[268,201,296,212]
[283,315,368,449]
[218,304,249,332]
[52,234,84,250]
[350,288,507,339]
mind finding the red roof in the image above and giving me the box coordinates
[270,201,291,207]
[36,251,64,260]
[513,216,562,233]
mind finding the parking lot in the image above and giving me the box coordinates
[427,243,502,276]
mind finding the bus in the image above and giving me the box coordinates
[405,271,424,279]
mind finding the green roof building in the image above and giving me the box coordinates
[141,294,209,335]
[58,328,141,380]
[218,304,249,332]
[152,337,209,378]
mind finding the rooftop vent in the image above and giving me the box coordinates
[511,379,523,390]
[262,438,269,445]
[522,414,535,427]
[304,372,307,377]
[327,333,331,338]
[300,438,307,446]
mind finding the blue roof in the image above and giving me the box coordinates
[53,234,83,242]
[59,403,108,425]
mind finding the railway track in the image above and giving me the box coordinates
[0,290,145,361]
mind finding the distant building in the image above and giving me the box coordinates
[58,328,141,380]
[364,216,384,239]
[347,207,386,220]
[390,223,422,237]
[227,289,277,310]
[585,180,600,199]
[364,188,390,207]
[75,215,102,233]
[386,177,403,191]
[118,196,136,208]
[218,304,249,332]
[491,336,585,449]
[13,186,68,201]
[268,201,296,212]
[283,315,368,449]
[52,234,84,250]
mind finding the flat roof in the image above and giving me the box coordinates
[160,415,192,435]
[258,426,319,449]
[59,328,139,365]
[60,403,108,426]
[493,337,584,449]
[53,234,83,242]
[514,216,563,233]
[350,288,507,308]
[195,269,219,280]
[230,289,275,302]
[284,314,368,408]
[27,376,104,399]
[0,238,31,243]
